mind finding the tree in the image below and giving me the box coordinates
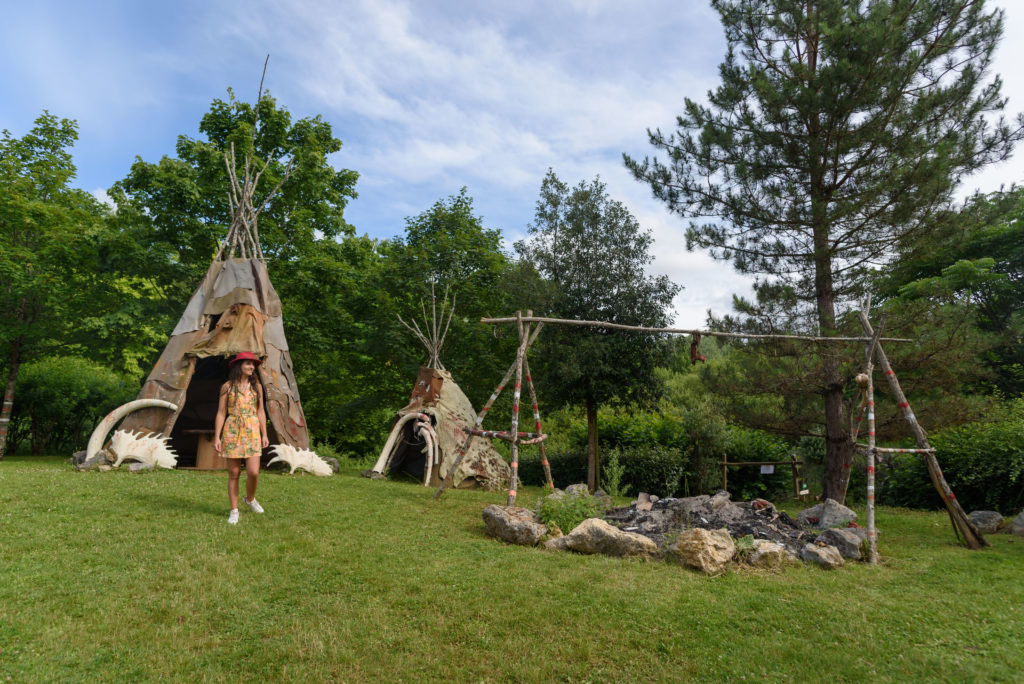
[626,0,1023,501]
[516,170,679,491]
[0,113,106,458]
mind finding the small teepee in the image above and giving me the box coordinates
[365,287,510,490]
[119,131,308,468]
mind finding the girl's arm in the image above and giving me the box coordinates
[257,387,269,448]
[213,382,229,452]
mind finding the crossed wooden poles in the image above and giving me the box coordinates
[433,311,554,505]
[433,310,988,553]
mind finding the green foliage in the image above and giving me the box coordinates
[8,357,136,454]
[535,491,603,534]
[881,400,1024,513]
[601,447,630,498]
[723,426,794,501]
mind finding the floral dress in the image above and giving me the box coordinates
[221,383,261,460]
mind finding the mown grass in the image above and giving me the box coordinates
[1,456,1022,683]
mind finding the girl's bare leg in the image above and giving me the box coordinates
[244,456,260,502]
[227,458,242,510]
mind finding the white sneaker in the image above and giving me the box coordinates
[228,508,239,524]
[244,497,264,514]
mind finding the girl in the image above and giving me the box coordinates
[214,351,269,524]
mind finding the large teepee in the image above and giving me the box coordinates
[119,133,308,467]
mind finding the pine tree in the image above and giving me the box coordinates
[626,0,1022,501]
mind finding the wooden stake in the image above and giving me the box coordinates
[857,311,988,549]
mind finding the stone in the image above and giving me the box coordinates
[636,492,653,512]
[800,543,844,569]
[564,518,659,558]
[709,490,731,511]
[592,489,613,510]
[843,526,879,543]
[1010,511,1024,536]
[70,450,88,466]
[668,528,736,574]
[543,535,570,552]
[482,505,549,546]
[76,451,111,471]
[360,469,386,480]
[968,510,1004,534]
[817,528,863,560]
[565,483,590,498]
[321,456,341,473]
[745,539,795,568]
[127,462,155,473]
[796,499,857,529]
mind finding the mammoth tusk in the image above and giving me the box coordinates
[87,399,178,461]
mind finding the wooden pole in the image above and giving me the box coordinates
[866,368,878,564]
[522,355,554,490]
[506,312,527,506]
[857,311,988,549]
[721,452,728,494]
[432,320,544,500]
[481,315,911,343]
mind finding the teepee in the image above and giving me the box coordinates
[365,287,510,490]
[118,133,308,468]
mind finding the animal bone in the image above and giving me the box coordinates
[108,430,178,469]
[86,399,178,461]
[267,444,333,476]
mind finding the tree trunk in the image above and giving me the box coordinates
[0,338,23,460]
[586,398,599,493]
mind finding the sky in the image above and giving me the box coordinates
[3,0,1024,327]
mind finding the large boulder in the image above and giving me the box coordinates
[817,528,864,560]
[482,505,549,546]
[565,483,590,498]
[668,528,736,574]
[968,510,1004,534]
[563,518,658,558]
[800,543,844,569]
[797,499,857,530]
[1010,511,1024,536]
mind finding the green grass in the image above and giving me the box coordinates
[1,456,1022,683]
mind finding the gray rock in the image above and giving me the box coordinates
[360,469,385,480]
[127,462,155,473]
[70,450,88,466]
[745,539,792,569]
[565,483,590,498]
[321,456,341,473]
[797,499,857,529]
[482,505,549,546]
[968,510,1004,534]
[592,489,613,510]
[668,528,736,574]
[76,451,111,471]
[817,528,864,560]
[800,543,844,569]
[564,518,658,558]
[636,492,653,512]
[1010,510,1024,536]
[709,490,732,511]
[543,535,570,552]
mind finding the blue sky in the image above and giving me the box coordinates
[3,0,1023,326]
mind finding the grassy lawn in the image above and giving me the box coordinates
[1,456,1022,682]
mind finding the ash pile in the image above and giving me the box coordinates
[604,490,817,554]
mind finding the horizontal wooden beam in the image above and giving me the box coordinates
[480,315,912,343]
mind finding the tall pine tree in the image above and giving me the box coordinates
[626,0,1022,501]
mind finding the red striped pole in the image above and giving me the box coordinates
[522,356,554,490]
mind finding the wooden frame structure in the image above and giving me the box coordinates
[433,310,987,553]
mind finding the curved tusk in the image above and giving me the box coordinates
[87,399,178,461]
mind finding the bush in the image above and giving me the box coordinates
[535,491,603,533]
[9,357,137,455]
[880,400,1024,513]
[722,427,796,501]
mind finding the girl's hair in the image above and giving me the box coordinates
[227,358,262,394]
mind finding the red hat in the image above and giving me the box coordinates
[229,351,262,366]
